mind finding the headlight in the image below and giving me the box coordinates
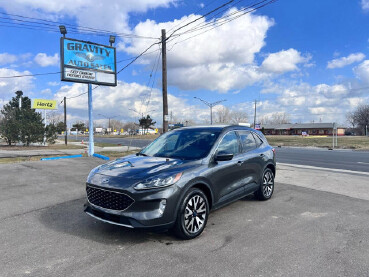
[86,166,100,183]
[134,172,183,190]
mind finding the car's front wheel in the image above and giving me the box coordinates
[256,168,274,200]
[173,188,209,240]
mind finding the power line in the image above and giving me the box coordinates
[166,0,277,51]
[0,48,161,79]
[167,0,223,32]
[140,47,162,115]
[166,0,235,41]
[116,41,161,74]
[0,71,60,79]
[174,0,270,35]
[0,11,158,39]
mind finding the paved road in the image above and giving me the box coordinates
[1,159,369,276]
[276,147,369,172]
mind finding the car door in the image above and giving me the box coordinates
[237,131,263,192]
[208,131,246,204]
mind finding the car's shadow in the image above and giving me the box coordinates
[38,198,178,245]
[38,194,259,245]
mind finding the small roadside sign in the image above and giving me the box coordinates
[31,99,57,110]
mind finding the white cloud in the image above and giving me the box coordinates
[0,53,17,65]
[362,0,369,11]
[327,53,365,69]
[261,49,310,73]
[34,53,59,67]
[119,9,274,91]
[257,80,369,124]
[0,0,175,33]
[0,68,34,106]
[353,59,369,84]
[48,81,60,86]
[41,88,52,94]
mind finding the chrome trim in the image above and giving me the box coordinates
[86,185,135,212]
[85,211,134,228]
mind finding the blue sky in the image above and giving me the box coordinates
[0,0,369,127]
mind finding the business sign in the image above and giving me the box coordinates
[32,99,57,110]
[60,37,117,86]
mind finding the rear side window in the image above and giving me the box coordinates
[238,131,256,152]
[217,131,240,156]
[252,133,264,147]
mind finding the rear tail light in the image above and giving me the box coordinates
[272,148,276,154]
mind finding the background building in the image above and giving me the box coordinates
[260,123,346,136]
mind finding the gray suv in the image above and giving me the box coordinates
[84,125,276,239]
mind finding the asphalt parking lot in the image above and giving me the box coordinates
[1,158,369,277]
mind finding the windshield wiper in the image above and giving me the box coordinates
[136,152,148,156]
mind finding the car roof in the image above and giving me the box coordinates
[175,125,257,133]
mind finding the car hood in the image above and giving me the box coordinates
[92,154,195,179]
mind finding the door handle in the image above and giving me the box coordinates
[237,161,243,166]
[260,154,265,157]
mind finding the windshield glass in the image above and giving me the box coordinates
[140,129,221,160]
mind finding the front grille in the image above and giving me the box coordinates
[86,186,134,211]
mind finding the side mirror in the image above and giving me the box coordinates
[215,152,234,161]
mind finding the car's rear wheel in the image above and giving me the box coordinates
[173,188,209,240]
[256,168,274,201]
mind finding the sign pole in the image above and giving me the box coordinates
[88,83,94,156]
[44,109,47,145]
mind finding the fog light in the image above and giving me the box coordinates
[159,199,166,215]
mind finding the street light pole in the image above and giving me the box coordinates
[193,97,227,125]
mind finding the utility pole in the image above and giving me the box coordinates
[64,97,67,145]
[253,100,257,128]
[98,114,118,134]
[161,29,168,133]
[332,123,335,149]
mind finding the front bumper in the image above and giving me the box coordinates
[84,183,181,229]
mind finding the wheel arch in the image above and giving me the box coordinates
[265,162,276,177]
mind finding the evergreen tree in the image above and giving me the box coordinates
[138,115,156,134]
[0,92,45,146]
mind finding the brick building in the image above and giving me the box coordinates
[260,123,346,136]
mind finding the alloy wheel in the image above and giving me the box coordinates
[184,195,207,234]
[262,170,274,198]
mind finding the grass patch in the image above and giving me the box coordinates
[95,150,138,159]
[0,154,80,164]
[94,142,119,147]
[0,144,84,151]
[266,135,369,150]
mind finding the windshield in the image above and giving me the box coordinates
[140,129,221,160]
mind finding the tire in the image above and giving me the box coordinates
[256,168,275,201]
[173,188,209,240]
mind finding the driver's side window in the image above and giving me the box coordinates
[217,131,240,156]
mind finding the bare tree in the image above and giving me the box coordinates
[123,122,138,134]
[214,106,231,123]
[351,105,369,135]
[346,111,356,129]
[47,111,63,125]
[183,119,196,126]
[230,110,248,124]
[109,119,124,131]
[260,112,290,124]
